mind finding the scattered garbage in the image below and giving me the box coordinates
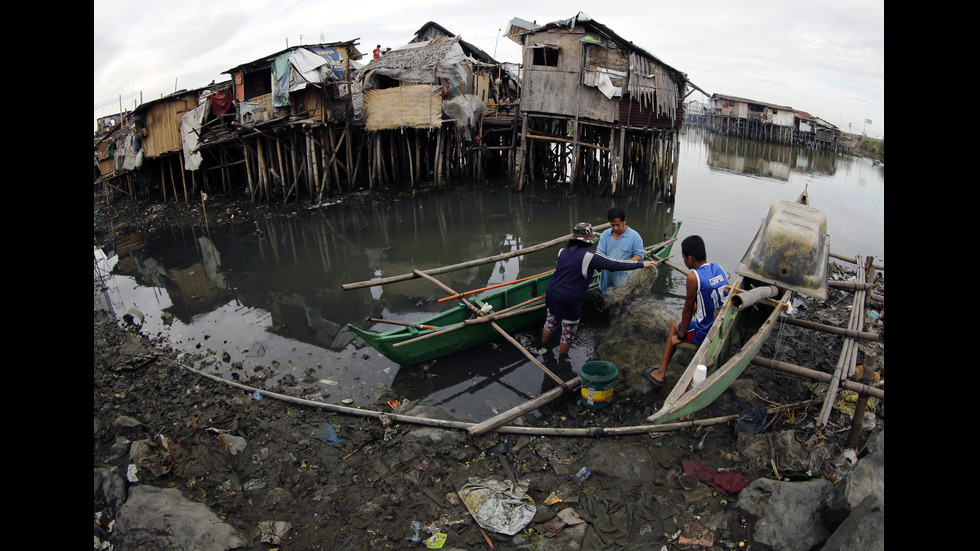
[733,410,768,436]
[258,520,291,545]
[407,520,421,542]
[681,460,749,495]
[543,492,563,506]
[571,467,591,484]
[417,459,429,471]
[534,507,585,537]
[252,390,262,401]
[424,532,447,548]
[458,477,536,536]
[123,308,144,327]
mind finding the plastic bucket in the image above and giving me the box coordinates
[580,361,618,409]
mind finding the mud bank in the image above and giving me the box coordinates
[94,189,884,550]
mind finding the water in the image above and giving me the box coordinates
[94,131,884,422]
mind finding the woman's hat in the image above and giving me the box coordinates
[571,222,598,245]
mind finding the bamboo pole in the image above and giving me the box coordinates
[469,376,582,436]
[817,255,867,426]
[437,270,554,303]
[392,302,547,349]
[750,356,883,400]
[341,222,613,290]
[364,318,436,330]
[412,269,566,387]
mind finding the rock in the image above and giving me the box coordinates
[114,486,245,550]
[737,477,835,551]
[94,467,128,515]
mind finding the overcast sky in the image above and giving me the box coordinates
[94,0,883,139]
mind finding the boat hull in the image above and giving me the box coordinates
[646,279,791,424]
[350,223,681,364]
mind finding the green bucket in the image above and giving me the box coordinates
[580,361,618,409]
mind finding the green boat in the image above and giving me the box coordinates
[647,191,830,424]
[349,222,682,365]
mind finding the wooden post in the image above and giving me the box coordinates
[276,133,287,201]
[845,353,878,449]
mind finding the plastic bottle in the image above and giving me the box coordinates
[692,364,707,387]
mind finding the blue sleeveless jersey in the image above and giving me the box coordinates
[690,263,729,343]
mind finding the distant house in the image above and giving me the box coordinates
[708,93,838,148]
[507,12,689,194]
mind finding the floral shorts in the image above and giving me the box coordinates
[544,309,579,348]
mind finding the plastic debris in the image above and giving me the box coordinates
[418,459,429,471]
[458,477,536,536]
[571,467,591,484]
[534,507,585,537]
[252,390,262,401]
[543,493,563,506]
[388,400,399,410]
[408,520,421,542]
[424,533,447,548]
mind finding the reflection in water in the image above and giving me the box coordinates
[94,132,882,422]
[701,131,841,180]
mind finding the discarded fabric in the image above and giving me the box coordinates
[681,460,749,495]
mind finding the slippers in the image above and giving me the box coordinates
[642,369,665,387]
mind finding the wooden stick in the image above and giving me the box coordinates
[341,223,613,290]
[393,303,546,348]
[364,318,436,330]
[469,376,582,436]
[412,269,565,387]
[437,270,554,303]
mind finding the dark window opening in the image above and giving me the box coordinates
[532,47,559,67]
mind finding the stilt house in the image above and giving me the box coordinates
[508,12,689,195]
[214,41,365,202]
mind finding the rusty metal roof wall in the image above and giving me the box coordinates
[223,39,363,74]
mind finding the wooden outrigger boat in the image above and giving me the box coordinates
[647,191,830,424]
[349,222,682,365]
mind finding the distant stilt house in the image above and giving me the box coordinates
[507,12,690,197]
[358,23,514,188]
[95,87,221,203]
[217,40,365,203]
[794,111,840,150]
[706,93,839,150]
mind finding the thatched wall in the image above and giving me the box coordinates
[364,85,443,131]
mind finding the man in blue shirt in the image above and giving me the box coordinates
[542,222,657,355]
[643,235,728,387]
[596,207,645,292]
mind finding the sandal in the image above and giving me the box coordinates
[643,369,665,387]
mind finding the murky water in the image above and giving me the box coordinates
[94,130,884,422]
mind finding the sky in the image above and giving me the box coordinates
[94,0,884,139]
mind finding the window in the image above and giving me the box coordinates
[531,46,559,67]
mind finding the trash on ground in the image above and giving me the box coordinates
[571,467,591,484]
[534,507,585,537]
[681,460,749,495]
[458,477,536,536]
[258,520,292,545]
[424,532,447,548]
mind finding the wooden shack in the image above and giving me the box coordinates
[359,25,515,188]
[509,12,689,196]
[216,41,365,203]
[707,93,796,144]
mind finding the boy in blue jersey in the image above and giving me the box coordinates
[542,222,658,355]
[643,235,728,387]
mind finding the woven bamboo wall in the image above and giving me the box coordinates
[364,85,442,131]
